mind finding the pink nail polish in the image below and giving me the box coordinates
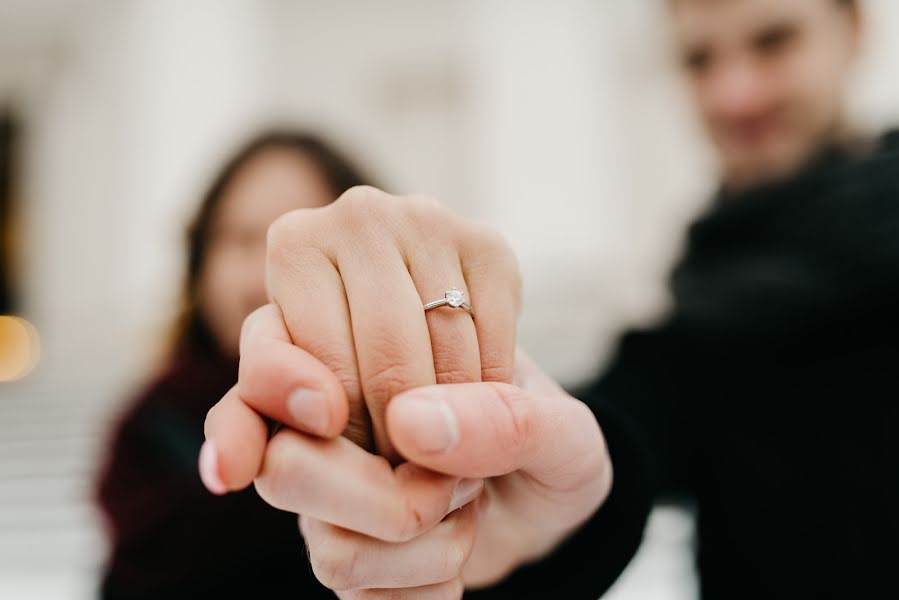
[198,440,227,495]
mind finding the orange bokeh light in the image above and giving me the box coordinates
[0,316,40,382]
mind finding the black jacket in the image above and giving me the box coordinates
[480,131,899,598]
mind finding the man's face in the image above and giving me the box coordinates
[672,0,860,189]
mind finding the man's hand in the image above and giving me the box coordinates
[201,187,612,596]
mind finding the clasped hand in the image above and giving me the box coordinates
[201,186,612,598]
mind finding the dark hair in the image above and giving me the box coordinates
[175,129,374,355]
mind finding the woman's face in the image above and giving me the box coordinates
[198,147,336,358]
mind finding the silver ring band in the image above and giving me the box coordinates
[424,287,474,316]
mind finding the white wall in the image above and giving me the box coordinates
[16,0,899,394]
[12,0,705,394]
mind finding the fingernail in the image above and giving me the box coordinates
[198,440,227,496]
[398,394,459,453]
[449,478,484,512]
[287,388,329,434]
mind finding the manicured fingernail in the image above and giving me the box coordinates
[449,478,484,512]
[398,394,459,453]
[198,440,227,496]
[287,388,329,434]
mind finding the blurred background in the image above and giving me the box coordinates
[1,1,898,598]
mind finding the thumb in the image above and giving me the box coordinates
[386,380,609,494]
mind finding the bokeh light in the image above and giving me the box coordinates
[0,315,40,381]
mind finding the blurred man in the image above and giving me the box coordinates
[677,0,862,189]
[584,0,899,596]
[201,0,899,598]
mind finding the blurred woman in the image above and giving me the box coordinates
[96,130,374,598]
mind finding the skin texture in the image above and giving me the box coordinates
[673,0,861,189]
[197,148,337,358]
[201,1,866,596]
[202,187,612,597]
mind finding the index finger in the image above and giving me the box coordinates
[238,304,350,439]
[202,304,351,492]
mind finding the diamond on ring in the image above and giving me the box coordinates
[445,288,465,308]
[423,287,474,316]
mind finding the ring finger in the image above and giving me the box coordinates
[408,242,482,387]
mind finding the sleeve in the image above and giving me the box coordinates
[584,329,699,496]
[95,393,205,544]
[96,387,336,599]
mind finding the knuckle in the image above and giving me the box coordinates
[401,194,455,240]
[430,342,479,386]
[485,382,533,457]
[334,189,457,258]
[266,210,303,256]
[384,478,446,543]
[467,225,519,273]
[442,537,471,579]
[337,184,386,207]
[467,222,510,254]
[433,365,479,386]
[390,494,430,543]
[461,226,522,306]
[364,359,417,407]
[265,211,323,274]
[334,185,393,226]
[300,338,361,399]
[254,432,300,510]
[479,360,515,385]
[306,527,359,591]
[309,548,354,590]
[403,193,445,220]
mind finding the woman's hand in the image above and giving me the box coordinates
[201,186,612,596]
